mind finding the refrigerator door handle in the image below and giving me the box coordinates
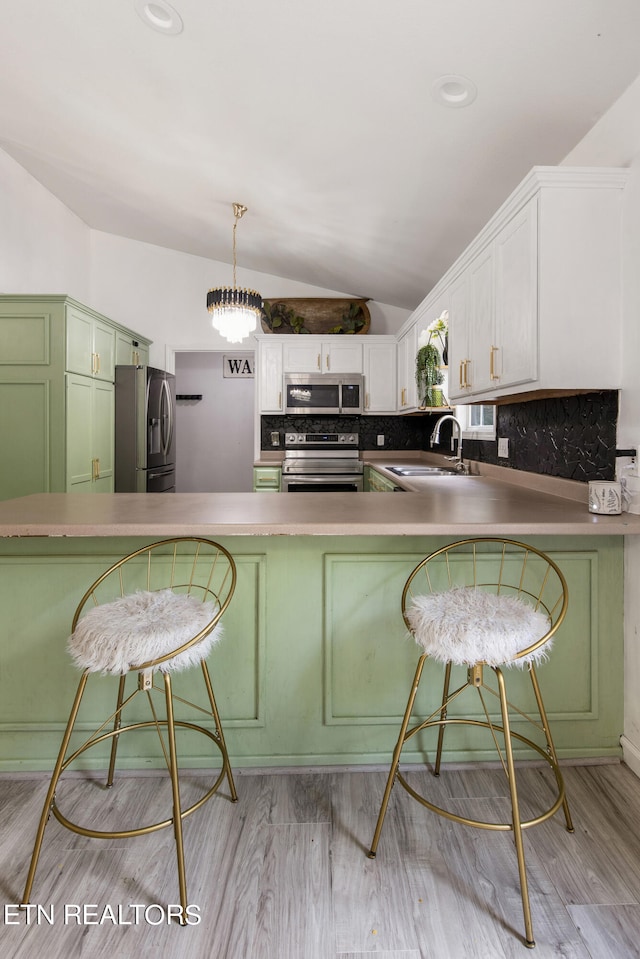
[161,378,173,458]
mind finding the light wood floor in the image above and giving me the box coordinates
[2,762,640,958]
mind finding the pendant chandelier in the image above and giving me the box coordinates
[207,202,262,344]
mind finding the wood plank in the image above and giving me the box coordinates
[250,822,332,959]
[566,904,640,958]
[2,764,640,959]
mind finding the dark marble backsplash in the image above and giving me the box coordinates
[463,391,618,482]
[261,414,427,451]
[261,390,619,482]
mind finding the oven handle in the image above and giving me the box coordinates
[282,474,364,491]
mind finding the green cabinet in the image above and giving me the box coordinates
[365,466,400,492]
[66,375,114,492]
[66,304,116,381]
[115,328,149,367]
[0,295,150,500]
[253,466,282,491]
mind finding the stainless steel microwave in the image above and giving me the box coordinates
[284,373,363,415]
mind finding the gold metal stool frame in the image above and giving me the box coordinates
[22,537,238,923]
[368,537,574,949]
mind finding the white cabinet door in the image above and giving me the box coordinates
[447,271,471,402]
[494,197,538,390]
[397,325,417,411]
[467,245,494,394]
[363,341,396,413]
[283,338,363,373]
[283,341,322,372]
[323,340,362,373]
[456,198,537,398]
[258,340,283,412]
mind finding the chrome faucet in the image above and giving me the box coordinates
[430,414,465,472]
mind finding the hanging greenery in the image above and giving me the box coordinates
[416,343,445,407]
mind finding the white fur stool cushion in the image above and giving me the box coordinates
[68,589,223,675]
[405,587,551,667]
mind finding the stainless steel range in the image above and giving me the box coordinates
[282,432,363,492]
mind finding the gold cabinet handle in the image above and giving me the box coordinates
[133,350,140,365]
[326,354,330,370]
[459,361,464,389]
[91,352,96,375]
[365,392,370,410]
[95,457,100,479]
[465,359,471,389]
[317,354,321,370]
[490,345,499,380]
[278,391,282,408]
[401,387,406,407]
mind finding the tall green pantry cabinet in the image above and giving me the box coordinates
[0,295,151,501]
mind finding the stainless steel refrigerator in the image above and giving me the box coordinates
[115,365,176,492]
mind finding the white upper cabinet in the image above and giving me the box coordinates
[449,197,537,399]
[282,338,363,374]
[396,324,418,412]
[257,339,284,412]
[415,167,628,404]
[363,339,396,413]
[255,334,392,414]
[493,198,538,391]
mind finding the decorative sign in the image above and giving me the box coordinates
[223,354,255,378]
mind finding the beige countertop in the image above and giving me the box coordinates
[0,478,636,537]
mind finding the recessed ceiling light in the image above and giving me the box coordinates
[432,74,477,109]
[134,0,183,35]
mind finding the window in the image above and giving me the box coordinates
[456,404,496,440]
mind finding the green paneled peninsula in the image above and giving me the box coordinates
[0,511,624,771]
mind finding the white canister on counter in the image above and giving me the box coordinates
[588,481,622,515]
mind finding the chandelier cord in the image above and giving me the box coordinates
[232,215,237,289]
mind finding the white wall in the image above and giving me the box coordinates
[564,75,640,777]
[174,352,255,492]
[0,149,90,298]
[0,143,410,372]
[88,230,409,370]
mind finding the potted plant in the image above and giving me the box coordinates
[416,310,449,407]
[416,342,445,407]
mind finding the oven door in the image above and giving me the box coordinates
[282,473,363,492]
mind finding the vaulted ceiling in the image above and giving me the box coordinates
[2,1,640,310]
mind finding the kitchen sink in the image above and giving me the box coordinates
[388,466,459,476]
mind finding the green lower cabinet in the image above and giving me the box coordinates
[0,534,623,771]
[365,466,399,492]
[253,466,282,491]
[66,375,114,491]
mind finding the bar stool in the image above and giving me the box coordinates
[368,537,574,949]
[22,536,237,923]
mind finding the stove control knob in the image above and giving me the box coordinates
[285,433,297,444]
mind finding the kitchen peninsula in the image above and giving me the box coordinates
[0,478,631,774]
